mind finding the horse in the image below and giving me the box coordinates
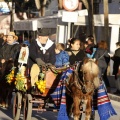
[66,58,100,120]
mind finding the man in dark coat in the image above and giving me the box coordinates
[29,28,56,68]
[111,42,120,94]
[112,42,120,78]
[0,32,20,107]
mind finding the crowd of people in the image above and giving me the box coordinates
[0,28,120,107]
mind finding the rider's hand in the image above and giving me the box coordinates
[1,59,5,63]
[36,58,45,66]
[46,63,52,66]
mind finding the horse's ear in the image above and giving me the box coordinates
[83,58,89,64]
[94,59,98,65]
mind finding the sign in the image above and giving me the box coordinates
[63,0,79,11]
[62,11,78,22]
[18,46,29,64]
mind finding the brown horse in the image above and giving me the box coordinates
[66,59,100,120]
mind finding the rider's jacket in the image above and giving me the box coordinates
[29,39,56,68]
[66,49,87,65]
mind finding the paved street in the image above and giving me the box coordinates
[0,100,120,120]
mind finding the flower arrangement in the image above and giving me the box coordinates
[35,80,46,93]
[14,70,27,92]
[6,67,15,84]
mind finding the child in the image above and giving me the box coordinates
[55,43,69,68]
[66,38,87,65]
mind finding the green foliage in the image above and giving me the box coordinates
[15,79,26,92]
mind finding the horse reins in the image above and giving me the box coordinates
[66,62,87,93]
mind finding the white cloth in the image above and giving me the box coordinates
[36,38,54,54]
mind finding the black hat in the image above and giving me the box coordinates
[37,28,51,36]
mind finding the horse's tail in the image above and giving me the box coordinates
[93,77,100,89]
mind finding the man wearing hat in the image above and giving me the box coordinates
[29,28,56,68]
[0,31,20,107]
[0,32,20,64]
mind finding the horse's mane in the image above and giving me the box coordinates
[82,59,99,77]
[82,59,100,88]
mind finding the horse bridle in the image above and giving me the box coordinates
[82,60,95,93]
[66,60,95,94]
[66,62,87,94]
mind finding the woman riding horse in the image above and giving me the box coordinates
[0,32,20,107]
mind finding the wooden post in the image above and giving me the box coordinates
[87,0,96,44]
[103,0,109,45]
[10,0,15,31]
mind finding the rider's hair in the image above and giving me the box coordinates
[56,43,65,51]
[69,38,81,48]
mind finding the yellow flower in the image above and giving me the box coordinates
[14,81,16,85]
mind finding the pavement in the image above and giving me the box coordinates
[108,88,120,102]
[107,76,120,102]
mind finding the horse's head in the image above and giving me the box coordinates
[82,58,100,91]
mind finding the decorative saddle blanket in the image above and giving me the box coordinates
[50,68,117,120]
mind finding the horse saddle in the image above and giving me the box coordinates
[44,70,57,88]
[30,64,57,89]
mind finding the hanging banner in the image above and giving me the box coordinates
[62,11,78,22]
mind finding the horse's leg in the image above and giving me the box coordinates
[1,88,7,107]
[85,96,92,120]
[0,85,2,106]
[6,88,13,108]
[73,96,81,120]
[66,94,73,117]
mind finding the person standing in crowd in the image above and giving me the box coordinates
[65,38,72,51]
[85,36,97,58]
[0,32,20,107]
[0,32,20,66]
[29,28,56,68]
[93,40,110,92]
[66,38,87,65]
[110,42,120,94]
[55,43,69,68]
[2,35,8,46]
[0,33,4,48]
